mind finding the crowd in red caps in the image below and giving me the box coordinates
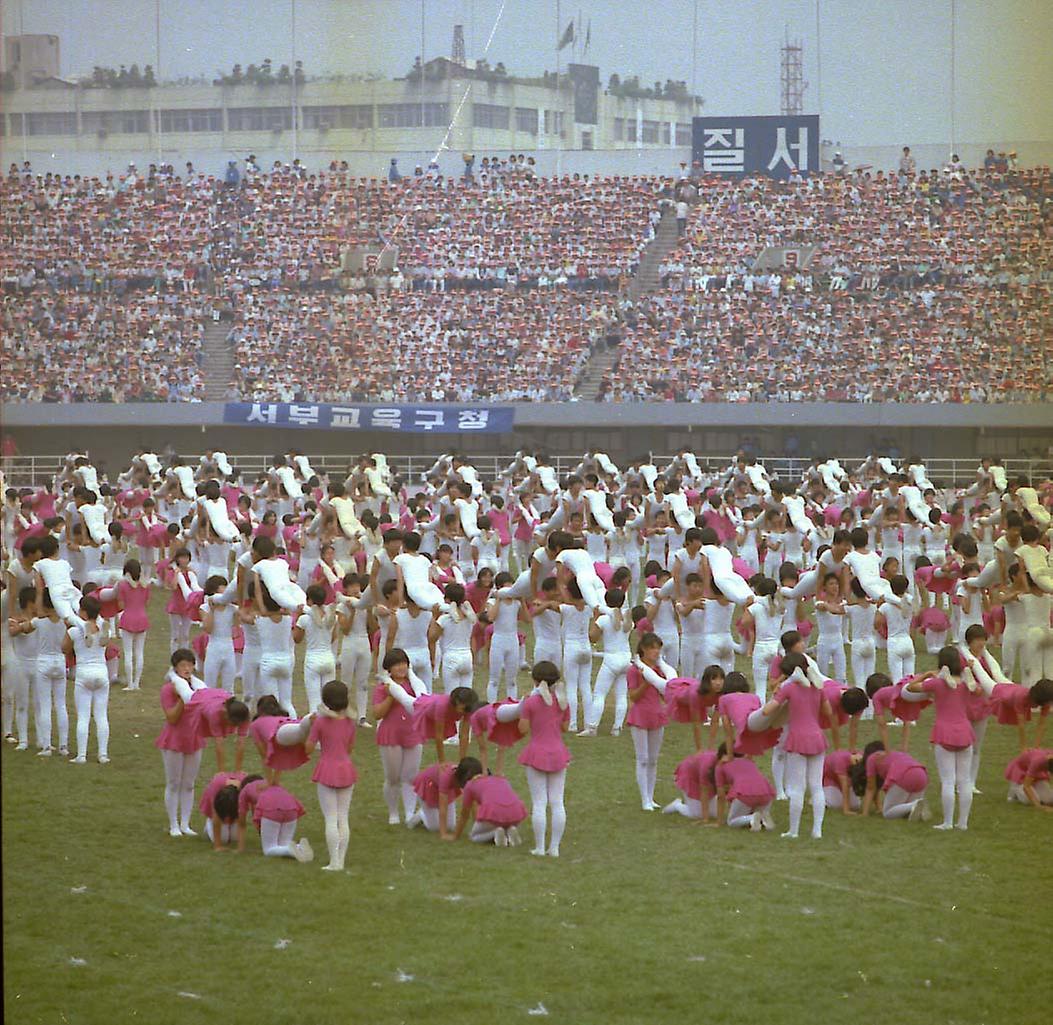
[2,158,1049,404]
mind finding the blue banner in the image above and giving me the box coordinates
[223,402,514,434]
[692,115,820,180]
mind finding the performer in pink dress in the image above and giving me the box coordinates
[236,777,313,861]
[154,648,208,837]
[407,761,463,835]
[305,680,357,871]
[373,649,427,825]
[444,757,528,848]
[714,746,776,830]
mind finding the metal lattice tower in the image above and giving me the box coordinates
[451,24,466,66]
[780,29,807,116]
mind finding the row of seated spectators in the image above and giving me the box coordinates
[601,166,1052,403]
[1,161,1049,403]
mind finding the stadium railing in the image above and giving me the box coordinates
[4,455,1051,491]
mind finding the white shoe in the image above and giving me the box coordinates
[388,813,401,826]
[548,846,560,858]
[15,743,28,751]
[294,838,314,863]
[933,822,954,831]
[761,808,776,830]
[971,786,982,795]
[780,831,798,839]
[169,827,183,838]
[122,685,140,692]
[357,717,373,729]
[443,736,459,746]
[954,823,969,832]
[610,727,621,737]
[530,847,546,857]
[180,826,198,837]
[69,755,87,764]
[37,747,53,757]
[750,812,762,832]
[4,734,17,744]
[506,826,522,847]
[321,864,341,872]
[775,792,788,802]
[405,812,422,830]
[98,755,111,764]
[493,827,508,847]
[576,727,596,738]
[58,746,69,757]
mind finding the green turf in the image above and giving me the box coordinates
[3,591,1051,1025]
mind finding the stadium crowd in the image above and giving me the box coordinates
[1,157,1049,404]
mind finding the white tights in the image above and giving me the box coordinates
[630,727,664,809]
[784,751,825,838]
[258,658,296,716]
[303,655,336,714]
[816,638,847,681]
[588,655,629,731]
[420,803,457,832]
[260,818,299,857]
[663,794,716,819]
[74,669,110,760]
[160,748,204,831]
[241,651,260,704]
[3,658,32,745]
[934,744,973,829]
[470,820,505,843]
[882,784,925,819]
[728,798,772,829]
[120,630,147,688]
[340,640,375,718]
[886,636,916,683]
[317,783,353,869]
[204,640,237,692]
[380,744,423,823]
[169,614,192,652]
[561,647,592,731]
[487,635,520,702]
[34,662,69,750]
[525,766,567,855]
[969,717,987,790]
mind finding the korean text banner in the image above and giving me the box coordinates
[223,403,515,433]
[692,115,820,180]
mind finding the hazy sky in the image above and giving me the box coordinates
[10,0,1052,146]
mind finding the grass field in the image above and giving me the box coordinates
[3,591,1051,1025]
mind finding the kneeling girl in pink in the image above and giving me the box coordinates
[857,741,930,821]
[237,777,313,862]
[444,757,528,848]
[714,744,776,830]
[407,761,463,835]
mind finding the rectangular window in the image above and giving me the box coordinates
[642,119,661,144]
[302,105,373,129]
[16,111,77,135]
[542,109,564,135]
[626,118,637,143]
[158,108,222,133]
[514,106,538,134]
[472,103,509,130]
[228,107,293,131]
[675,122,692,146]
[79,110,149,134]
[661,122,671,145]
[377,103,448,128]
[613,117,624,141]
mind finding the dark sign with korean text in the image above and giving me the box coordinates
[693,115,820,179]
[223,403,514,433]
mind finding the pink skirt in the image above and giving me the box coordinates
[254,787,306,827]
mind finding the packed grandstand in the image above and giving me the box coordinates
[1,157,1050,404]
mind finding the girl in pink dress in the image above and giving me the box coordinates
[626,633,673,811]
[114,559,151,690]
[469,696,523,776]
[719,672,780,757]
[373,649,427,825]
[714,745,777,830]
[199,771,259,850]
[164,548,202,652]
[761,653,838,839]
[822,748,862,812]
[188,687,250,773]
[902,647,978,831]
[444,757,528,848]
[856,740,931,821]
[407,761,463,835]
[662,747,719,820]
[248,694,313,785]
[155,648,208,837]
[1004,748,1053,807]
[236,777,313,861]
[305,679,357,871]
[666,664,724,751]
[387,683,481,765]
[503,661,571,856]
[865,671,929,754]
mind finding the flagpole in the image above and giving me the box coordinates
[555,0,562,177]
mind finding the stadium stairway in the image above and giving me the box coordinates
[202,318,235,401]
[572,204,679,399]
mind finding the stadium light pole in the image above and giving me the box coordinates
[291,0,298,162]
[815,0,822,116]
[691,0,698,100]
[949,0,956,155]
[154,0,162,166]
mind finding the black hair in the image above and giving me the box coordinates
[850,739,887,797]
[849,527,869,549]
[865,672,892,698]
[494,571,514,588]
[254,694,288,719]
[17,585,36,610]
[721,670,748,694]
[937,646,963,675]
[780,630,802,652]
[444,582,466,605]
[1029,679,1053,707]
[643,559,662,579]
[780,652,807,675]
[453,756,483,788]
[170,648,195,668]
[321,679,349,712]
[889,574,910,596]
[636,631,663,656]
[252,536,276,559]
[750,574,777,598]
[382,648,410,672]
[212,785,241,823]
[605,588,626,609]
[532,660,560,686]
[449,686,481,714]
[224,698,250,725]
[305,583,327,605]
[964,624,988,645]
[840,687,869,715]
[79,595,102,620]
[204,574,227,596]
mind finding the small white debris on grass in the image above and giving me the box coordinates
[177,992,202,1000]
[686,955,706,963]
[167,911,182,918]
[444,894,464,902]
[274,938,292,950]
[68,957,87,967]
[394,969,414,983]
[70,886,88,894]
[527,1004,549,1016]
[801,907,816,916]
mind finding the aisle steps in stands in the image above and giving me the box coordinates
[573,204,679,399]
[202,319,234,401]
